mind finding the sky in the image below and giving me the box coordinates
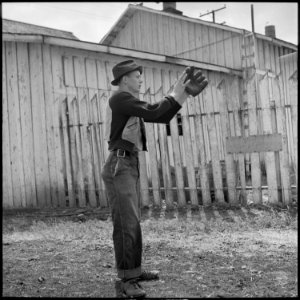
[2,2,298,45]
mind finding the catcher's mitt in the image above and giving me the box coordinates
[184,67,208,97]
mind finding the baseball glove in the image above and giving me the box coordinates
[184,67,208,97]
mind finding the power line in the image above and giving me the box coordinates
[172,32,241,57]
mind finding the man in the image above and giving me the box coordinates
[101,60,207,298]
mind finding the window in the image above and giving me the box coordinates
[166,113,183,136]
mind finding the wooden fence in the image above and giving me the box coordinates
[2,38,297,209]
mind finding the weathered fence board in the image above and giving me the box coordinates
[60,97,76,207]
[144,67,161,206]
[180,77,198,206]
[232,77,247,204]
[156,68,174,207]
[50,46,67,207]
[168,70,186,206]
[194,92,212,205]
[17,42,37,207]
[218,74,238,204]
[259,75,279,204]
[2,42,14,208]
[206,72,225,203]
[273,77,291,205]
[6,42,27,208]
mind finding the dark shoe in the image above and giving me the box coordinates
[118,279,146,298]
[138,270,159,281]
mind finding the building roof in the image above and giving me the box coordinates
[100,4,297,50]
[2,18,79,40]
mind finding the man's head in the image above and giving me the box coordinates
[111,60,143,94]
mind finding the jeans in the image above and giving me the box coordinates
[101,151,142,280]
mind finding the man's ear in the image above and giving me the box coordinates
[122,75,128,85]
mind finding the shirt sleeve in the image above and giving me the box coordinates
[109,92,181,124]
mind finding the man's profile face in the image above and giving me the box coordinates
[123,70,143,94]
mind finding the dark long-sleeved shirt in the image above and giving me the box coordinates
[106,91,182,152]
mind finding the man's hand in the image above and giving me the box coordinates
[169,69,191,106]
[184,67,208,97]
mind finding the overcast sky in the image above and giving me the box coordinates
[2,2,298,45]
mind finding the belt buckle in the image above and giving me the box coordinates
[117,149,126,158]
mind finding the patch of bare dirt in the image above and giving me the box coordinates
[2,205,298,298]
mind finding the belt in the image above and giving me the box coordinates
[112,149,132,158]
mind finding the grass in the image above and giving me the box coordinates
[2,205,298,298]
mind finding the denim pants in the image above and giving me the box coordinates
[101,151,142,280]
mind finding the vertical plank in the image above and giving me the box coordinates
[208,27,217,65]
[89,93,102,207]
[247,35,262,204]
[60,96,76,207]
[218,74,238,204]
[156,68,174,207]
[17,42,37,207]
[257,39,264,70]
[188,22,197,61]
[279,48,293,167]
[6,41,27,208]
[156,14,164,54]
[150,12,158,54]
[43,45,64,208]
[86,58,102,207]
[71,93,86,207]
[94,67,108,206]
[184,79,202,205]
[201,25,209,63]
[168,70,186,207]
[232,33,241,69]
[29,43,52,207]
[206,72,225,203]
[174,17,183,57]
[2,42,14,208]
[268,44,282,203]
[74,56,97,207]
[181,20,189,60]
[144,67,161,207]
[247,76,262,204]
[216,29,225,67]
[232,77,247,204]
[134,11,141,50]
[273,75,291,205]
[168,16,176,56]
[286,57,298,188]
[67,91,79,208]
[223,31,234,69]
[96,59,110,162]
[194,86,212,205]
[64,55,86,207]
[50,45,68,207]
[258,75,279,204]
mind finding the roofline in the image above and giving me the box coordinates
[3,33,242,77]
[2,18,78,38]
[99,5,136,44]
[100,4,297,51]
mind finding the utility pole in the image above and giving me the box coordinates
[199,5,226,23]
[251,4,255,32]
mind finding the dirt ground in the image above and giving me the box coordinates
[2,204,298,298]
